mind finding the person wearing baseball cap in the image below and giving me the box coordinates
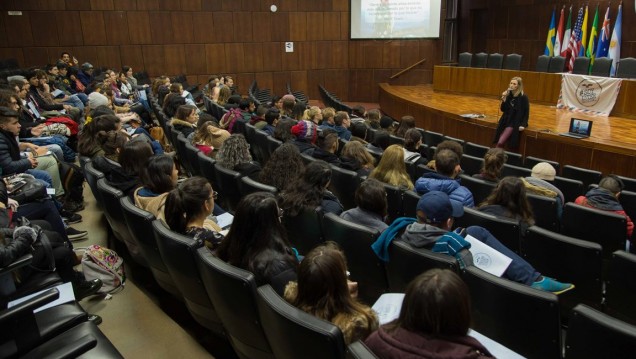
[373,191,574,294]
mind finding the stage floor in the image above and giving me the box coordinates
[378,84,636,177]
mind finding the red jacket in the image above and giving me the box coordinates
[575,193,634,239]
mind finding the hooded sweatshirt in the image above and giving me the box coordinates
[575,187,634,238]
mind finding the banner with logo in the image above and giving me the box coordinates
[557,73,622,116]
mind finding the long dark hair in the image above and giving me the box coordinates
[216,192,295,274]
[259,143,304,192]
[78,115,120,156]
[480,176,534,225]
[141,155,175,194]
[164,177,213,234]
[280,160,332,216]
[480,148,506,180]
[389,269,471,336]
[119,140,153,176]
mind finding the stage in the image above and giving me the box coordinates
[378,80,636,178]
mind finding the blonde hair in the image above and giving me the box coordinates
[303,106,322,122]
[369,145,414,190]
[341,141,375,170]
[511,76,524,96]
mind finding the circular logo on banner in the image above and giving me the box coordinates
[576,79,603,107]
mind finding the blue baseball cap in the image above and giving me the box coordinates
[416,191,464,223]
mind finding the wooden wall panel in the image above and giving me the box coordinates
[261,43,282,72]
[232,12,253,42]
[243,43,263,73]
[104,11,131,45]
[112,0,137,10]
[22,47,48,67]
[29,12,59,47]
[0,48,24,66]
[205,44,226,74]
[55,12,84,46]
[305,12,324,41]
[141,45,165,75]
[191,12,215,44]
[4,13,34,47]
[288,12,307,41]
[158,0,181,11]
[251,12,272,43]
[65,0,91,10]
[323,12,340,41]
[149,12,174,44]
[224,43,245,74]
[96,46,121,69]
[71,46,98,65]
[164,44,186,75]
[212,12,234,43]
[80,11,107,45]
[184,44,206,75]
[119,45,145,70]
[136,0,159,11]
[171,12,194,44]
[91,0,114,10]
[127,12,152,44]
[180,0,201,11]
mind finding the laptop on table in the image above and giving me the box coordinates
[559,118,593,139]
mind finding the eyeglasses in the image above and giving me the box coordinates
[209,191,218,200]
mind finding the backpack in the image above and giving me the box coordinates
[57,160,85,202]
[81,244,126,293]
[220,108,243,134]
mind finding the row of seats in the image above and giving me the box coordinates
[319,84,353,114]
[458,52,522,70]
[536,55,636,78]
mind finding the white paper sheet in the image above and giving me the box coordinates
[372,293,405,325]
[216,212,234,230]
[464,234,512,277]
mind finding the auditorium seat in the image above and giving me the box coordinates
[460,154,484,177]
[503,53,522,70]
[616,57,636,79]
[458,52,472,67]
[487,53,503,69]
[184,141,202,176]
[328,166,361,211]
[606,250,636,324]
[619,190,636,241]
[504,151,523,166]
[454,206,521,253]
[548,56,566,73]
[382,183,403,222]
[347,341,379,359]
[464,142,489,158]
[615,174,636,192]
[526,194,559,232]
[84,161,105,205]
[462,267,561,359]
[501,164,531,178]
[561,202,627,258]
[257,285,347,359]
[177,134,195,176]
[152,220,225,335]
[283,207,324,255]
[322,213,387,303]
[386,240,458,292]
[591,57,612,77]
[214,163,243,213]
[520,226,603,310]
[265,136,282,159]
[572,56,591,75]
[536,55,551,72]
[195,248,275,359]
[553,175,584,203]
[120,197,181,297]
[473,52,488,68]
[565,304,636,358]
[562,165,601,189]
[198,151,217,188]
[442,135,465,147]
[401,190,421,219]
[253,130,271,164]
[524,156,560,174]
[238,176,277,197]
[423,130,444,147]
[458,174,496,206]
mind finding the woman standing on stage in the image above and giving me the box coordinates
[494,77,529,149]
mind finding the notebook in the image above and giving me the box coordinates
[559,118,593,139]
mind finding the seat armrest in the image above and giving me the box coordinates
[39,334,97,359]
[0,288,60,323]
[0,254,33,275]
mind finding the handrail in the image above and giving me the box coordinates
[390,58,427,79]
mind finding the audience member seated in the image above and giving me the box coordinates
[249,105,268,130]
[285,242,379,345]
[312,129,341,165]
[94,137,153,198]
[215,192,298,294]
[30,70,82,123]
[162,92,186,119]
[333,111,352,140]
[216,86,231,107]
[261,107,280,136]
[164,176,223,249]
[101,88,142,125]
[403,128,427,165]
[351,105,366,121]
[426,140,464,171]
[349,121,370,145]
[274,118,295,142]
[366,130,390,153]
[280,160,344,216]
[523,162,564,216]
[320,107,336,129]
[380,115,396,134]
[394,115,415,138]
[169,83,197,108]
[216,134,261,179]
[372,191,574,294]
[478,176,535,231]
[366,109,381,129]
[171,105,198,138]
[291,120,318,155]
[575,175,634,240]
[340,179,388,232]
[415,149,474,207]
[78,114,120,158]
[473,147,506,183]
[303,106,322,125]
[365,269,495,359]
[191,120,228,156]
[369,145,414,190]
[340,141,375,177]
[260,143,305,192]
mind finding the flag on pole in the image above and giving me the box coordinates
[554,6,566,55]
[608,3,622,76]
[586,5,600,70]
[560,6,573,58]
[544,8,557,56]
[579,6,589,57]
[567,6,585,71]
[595,5,612,59]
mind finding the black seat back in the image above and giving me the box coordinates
[606,250,636,323]
[460,154,484,176]
[501,164,532,178]
[328,166,360,211]
[238,176,277,197]
[503,53,522,70]
[536,55,551,72]
[504,151,523,166]
[322,213,386,303]
[473,52,488,68]
[283,207,324,255]
[561,203,627,258]
[524,156,560,174]
[620,190,636,242]
[591,57,612,77]
[566,304,636,358]
[464,142,489,158]
[454,207,521,253]
[197,151,217,188]
[152,220,224,335]
[487,53,503,69]
[458,174,496,206]
[96,179,135,247]
[184,141,201,176]
[347,341,379,359]
[254,130,272,164]
[84,162,104,204]
[548,56,566,73]
[382,183,403,222]
[521,226,603,309]
[572,56,591,75]
[256,285,346,359]
[458,52,472,67]
[526,193,559,232]
[176,134,194,176]
[401,190,420,219]
[195,248,275,359]
[423,130,443,147]
[386,241,458,292]
[462,266,561,359]
[616,57,636,79]
[553,175,584,203]
[561,165,601,189]
[213,163,243,213]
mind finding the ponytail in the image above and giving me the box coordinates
[164,176,213,234]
